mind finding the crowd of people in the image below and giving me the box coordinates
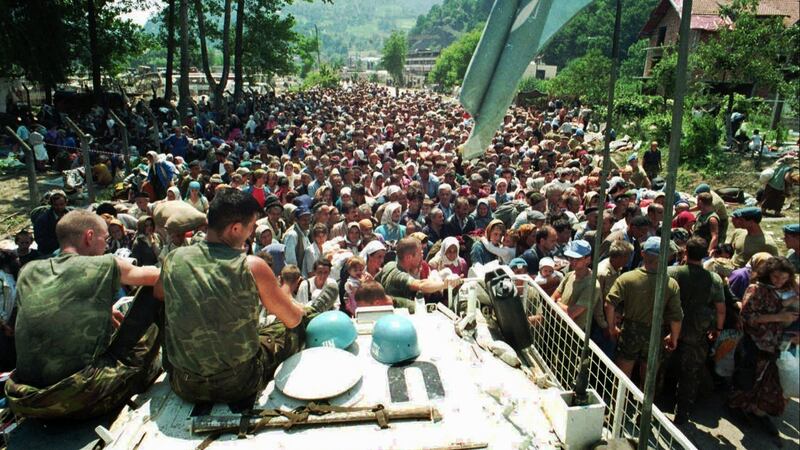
[0,83,798,437]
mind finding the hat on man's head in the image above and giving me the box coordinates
[209,174,223,184]
[731,206,761,221]
[509,258,528,269]
[626,153,638,163]
[694,183,711,194]
[564,240,592,259]
[538,257,554,269]
[264,194,282,211]
[294,206,311,218]
[642,236,669,255]
[784,223,800,235]
[575,129,585,137]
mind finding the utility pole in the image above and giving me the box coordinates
[315,25,322,69]
[637,0,693,448]
[573,0,623,406]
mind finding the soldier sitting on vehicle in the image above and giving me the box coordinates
[6,209,162,419]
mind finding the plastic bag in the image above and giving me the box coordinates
[712,329,742,378]
[777,342,799,399]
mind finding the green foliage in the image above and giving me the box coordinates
[286,0,439,59]
[408,0,493,50]
[618,39,648,79]
[645,46,678,100]
[542,0,660,69]
[0,0,148,87]
[301,64,341,89]
[381,31,408,86]
[681,113,722,167]
[427,27,481,89]
[296,34,320,78]
[243,6,298,79]
[546,49,610,105]
[517,76,547,94]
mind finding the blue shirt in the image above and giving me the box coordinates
[164,134,189,159]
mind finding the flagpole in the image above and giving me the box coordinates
[637,0,693,447]
[573,0,623,407]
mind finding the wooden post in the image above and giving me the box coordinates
[109,110,131,175]
[142,104,161,149]
[4,126,39,208]
[64,117,96,204]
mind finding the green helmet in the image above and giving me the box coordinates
[370,315,420,364]
[305,310,357,349]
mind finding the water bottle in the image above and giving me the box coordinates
[414,292,426,315]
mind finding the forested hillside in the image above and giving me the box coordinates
[408,0,660,66]
[285,0,441,58]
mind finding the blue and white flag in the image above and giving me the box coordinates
[459,0,593,159]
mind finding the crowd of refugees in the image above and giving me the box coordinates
[0,83,798,436]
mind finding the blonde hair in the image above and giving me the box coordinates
[56,210,106,249]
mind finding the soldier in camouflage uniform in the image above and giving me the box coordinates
[5,210,162,419]
[664,237,726,424]
[605,237,683,384]
[161,189,308,404]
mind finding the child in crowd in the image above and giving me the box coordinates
[535,257,563,296]
[343,256,368,317]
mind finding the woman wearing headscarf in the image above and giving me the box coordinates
[185,180,209,213]
[360,240,387,278]
[470,219,515,266]
[130,216,161,266]
[471,198,493,231]
[146,151,175,201]
[104,216,133,254]
[252,224,272,254]
[429,237,468,277]
[375,202,406,243]
[729,257,798,435]
[368,172,385,198]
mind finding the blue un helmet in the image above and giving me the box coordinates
[305,310,357,349]
[370,315,420,364]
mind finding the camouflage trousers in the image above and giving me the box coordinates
[663,336,709,414]
[5,324,161,420]
[616,321,654,362]
[170,316,310,405]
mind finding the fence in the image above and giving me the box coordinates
[515,275,697,450]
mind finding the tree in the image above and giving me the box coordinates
[195,0,233,111]
[0,0,76,104]
[242,5,298,81]
[694,0,791,145]
[164,0,176,101]
[545,49,611,105]
[233,0,245,103]
[178,0,191,116]
[427,27,481,90]
[296,34,320,78]
[381,31,407,94]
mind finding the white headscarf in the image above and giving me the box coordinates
[380,202,402,227]
[359,240,386,261]
[436,236,460,268]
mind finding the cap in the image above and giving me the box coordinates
[627,153,638,162]
[538,257,554,269]
[731,206,762,221]
[509,257,528,268]
[530,210,547,221]
[575,129,584,137]
[294,206,311,218]
[642,236,668,255]
[694,183,711,194]
[784,223,800,235]
[564,240,592,259]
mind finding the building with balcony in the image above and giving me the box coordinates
[639,0,798,78]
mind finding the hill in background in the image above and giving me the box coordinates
[285,0,442,58]
[407,0,660,68]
